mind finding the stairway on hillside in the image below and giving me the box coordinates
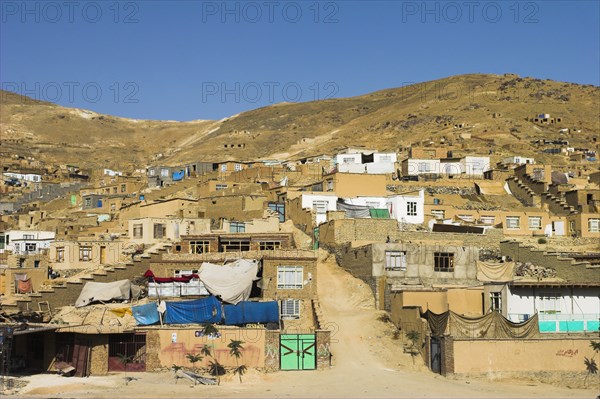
[2,244,172,314]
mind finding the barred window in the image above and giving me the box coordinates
[281,299,300,319]
[133,224,143,238]
[434,252,454,272]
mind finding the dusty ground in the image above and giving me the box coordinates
[4,247,599,398]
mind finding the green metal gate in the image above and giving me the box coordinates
[280,334,316,370]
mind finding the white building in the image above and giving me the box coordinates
[338,190,425,224]
[402,156,490,177]
[0,230,55,254]
[334,149,397,174]
[505,282,600,333]
[502,156,535,165]
[128,218,211,245]
[300,193,338,225]
[3,172,42,183]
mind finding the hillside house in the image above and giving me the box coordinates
[0,230,55,255]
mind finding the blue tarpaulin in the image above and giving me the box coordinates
[172,170,185,181]
[223,301,279,325]
[132,302,160,326]
[164,296,222,324]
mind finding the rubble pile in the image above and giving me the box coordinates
[514,262,557,278]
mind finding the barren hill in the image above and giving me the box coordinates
[1,74,598,169]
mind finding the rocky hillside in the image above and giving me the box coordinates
[1,73,598,169]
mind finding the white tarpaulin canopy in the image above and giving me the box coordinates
[75,280,139,307]
[199,259,259,305]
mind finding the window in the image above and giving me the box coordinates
[528,216,542,230]
[277,266,303,289]
[121,184,127,192]
[480,216,495,225]
[220,164,227,172]
[56,247,65,262]
[379,155,392,162]
[113,187,118,194]
[229,222,246,233]
[220,239,250,252]
[539,294,561,314]
[434,252,454,272]
[312,200,328,214]
[385,251,407,271]
[174,269,199,277]
[160,168,169,177]
[215,184,227,190]
[0,235,5,250]
[34,260,40,268]
[506,216,520,229]
[588,218,600,233]
[25,243,36,253]
[458,214,474,222]
[259,241,281,250]
[79,246,92,261]
[342,157,355,164]
[406,202,417,216]
[84,197,92,207]
[190,241,210,254]
[418,162,431,172]
[326,180,334,191]
[234,163,242,171]
[133,224,143,238]
[490,292,502,312]
[153,223,166,239]
[431,210,445,220]
[23,234,34,240]
[366,201,380,208]
[149,169,156,176]
[110,203,116,211]
[281,299,300,319]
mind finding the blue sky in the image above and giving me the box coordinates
[1,1,598,120]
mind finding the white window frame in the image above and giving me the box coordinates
[56,247,65,262]
[160,168,169,177]
[234,163,242,171]
[277,266,304,289]
[480,216,495,225]
[431,210,445,220]
[220,164,227,172]
[490,292,502,312]
[25,243,37,253]
[506,216,521,230]
[528,216,542,230]
[588,218,600,233]
[385,251,407,271]
[79,246,92,262]
[281,299,301,320]
[133,224,143,238]
[342,157,355,164]
[312,200,329,214]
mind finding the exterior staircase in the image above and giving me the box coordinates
[2,244,172,313]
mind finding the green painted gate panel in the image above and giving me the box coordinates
[313,227,319,250]
[280,334,316,370]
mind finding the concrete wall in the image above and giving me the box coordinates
[142,327,267,368]
[452,338,596,373]
[48,240,125,270]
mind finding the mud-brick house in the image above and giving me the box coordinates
[336,242,479,310]
[127,217,211,246]
[0,253,50,297]
[171,232,294,254]
[48,238,125,270]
